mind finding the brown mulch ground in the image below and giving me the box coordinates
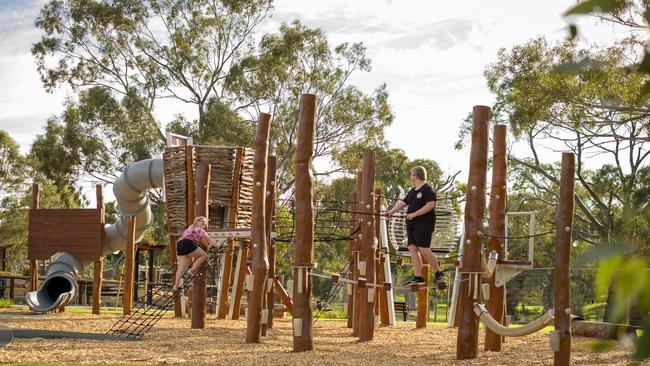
[0,311,642,365]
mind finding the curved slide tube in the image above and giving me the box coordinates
[26,159,164,311]
[474,303,554,337]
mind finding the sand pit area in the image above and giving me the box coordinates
[0,310,641,365]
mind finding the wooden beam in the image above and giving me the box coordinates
[274,275,293,314]
[358,151,376,342]
[456,106,490,360]
[218,147,245,319]
[263,155,277,334]
[353,172,362,337]
[554,152,575,366]
[229,244,248,320]
[292,94,316,352]
[123,216,137,315]
[485,124,507,351]
[29,183,39,292]
[347,191,357,328]
[192,163,211,329]
[416,265,429,328]
[92,184,104,315]
[185,145,195,226]
[246,113,272,343]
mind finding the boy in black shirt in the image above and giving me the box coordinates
[385,166,445,285]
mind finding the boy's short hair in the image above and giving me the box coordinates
[411,166,427,181]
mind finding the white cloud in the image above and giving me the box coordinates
[0,0,636,177]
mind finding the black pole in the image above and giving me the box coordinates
[147,249,155,304]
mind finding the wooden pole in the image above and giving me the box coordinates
[353,172,362,336]
[218,147,245,319]
[163,151,182,317]
[456,105,490,360]
[359,151,376,342]
[485,124,507,351]
[416,265,429,328]
[185,146,195,314]
[123,216,137,315]
[347,191,357,329]
[292,93,317,352]
[373,189,381,321]
[185,146,196,225]
[92,185,104,315]
[246,113,272,343]
[169,235,182,317]
[191,163,211,329]
[263,155,277,335]
[554,152,574,366]
[29,183,39,292]
[229,244,249,320]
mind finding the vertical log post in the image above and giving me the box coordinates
[554,153,575,366]
[123,216,137,315]
[358,151,376,342]
[191,163,211,329]
[263,155,277,335]
[218,147,245,319]
[185,146,195,314]
[456,105,490,360]
[292,94,317,352]
[92,185,104,314]
[485,124,508,350]
[246,113,272,343]
[347,191,357,328]
[353,173,363,336]
[168,235,182,316]
[416,265,429,328]
[29,184,39,292]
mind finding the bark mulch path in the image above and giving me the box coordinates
[0,311,641,365]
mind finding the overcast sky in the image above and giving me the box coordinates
[0,0,629,195]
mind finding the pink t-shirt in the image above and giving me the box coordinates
[180,224,207,243]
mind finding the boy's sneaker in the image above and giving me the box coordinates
[402,277,425,287]
[433,271,445,282]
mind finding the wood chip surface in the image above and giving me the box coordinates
[0,311,640,365]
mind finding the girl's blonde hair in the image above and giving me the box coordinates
[194,216,208,228]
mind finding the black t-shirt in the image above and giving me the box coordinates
[401,183,436,228]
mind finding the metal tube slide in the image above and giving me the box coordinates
[26,158,164,311]
[104,158,164,255]
[474,303,554,337]
[26,252,81,311]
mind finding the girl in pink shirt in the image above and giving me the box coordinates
[172,216,216,291]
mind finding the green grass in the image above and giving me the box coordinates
[0,298,15,308]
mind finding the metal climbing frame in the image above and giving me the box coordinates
[504,211,536,266]
[388,192,459,258]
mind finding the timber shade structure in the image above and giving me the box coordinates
[163,146,254,235]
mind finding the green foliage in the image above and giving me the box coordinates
[0,130,26,195]
[565,0,625,16]
[0,298,14,307]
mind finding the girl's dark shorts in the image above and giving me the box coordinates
[176,239,198,256]
[406,222,434,248]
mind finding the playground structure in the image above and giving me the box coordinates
[15,99,613,366]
